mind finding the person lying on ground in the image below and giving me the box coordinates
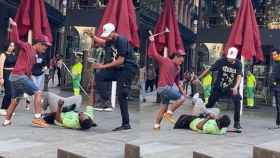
[42,91,82,113]
[174,114,231,135]
[43,99,96,130]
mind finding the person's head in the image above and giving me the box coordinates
[226,47,238,63]
[78,112,93,130]
[2,42,15,53]
[171,50,185,66]
[100,23,117,42]
[271,49,280,62]
[216,115,231,129]
[33,35,51,54]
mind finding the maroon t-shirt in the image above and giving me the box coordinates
[148,42,180,87]
[10,24,37,76]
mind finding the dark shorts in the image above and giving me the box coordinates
[174,114,197,129]
[9,75,39,98]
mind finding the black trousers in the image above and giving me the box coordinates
[273,86,280,125]
[57,68,61,86]
[96,81,111,103]
[95,67,136,126]
[145,79,154,92]
[206,88,241,123]
[1,70,12,109]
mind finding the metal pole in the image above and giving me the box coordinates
[61,62,90,98]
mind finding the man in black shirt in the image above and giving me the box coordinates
[271,49,280,128]
[91,23,137,131]
[193,47,242,129]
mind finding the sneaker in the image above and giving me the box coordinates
[153,125,160,130]
[32,118,49,128]
[93,103,106,111]
[233,122,242,129]
[2,120,11,127]
[112,124,131,131]
[0,109,7,116]
[163,113,176,124]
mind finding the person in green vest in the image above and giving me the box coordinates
[201,65,213,104]
[71,53,83,96]
[246,70,256,108]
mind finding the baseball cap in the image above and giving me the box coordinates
[36,34,52,46]
[100,23,116,38]
[177,49,186,56]
[227,47,238,59]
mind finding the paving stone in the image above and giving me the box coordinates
[57,149,86,158]
[125,144,140,158]
[253,140,280,158]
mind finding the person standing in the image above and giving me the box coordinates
[71,54,83,96]
[246,70,256,108]
[145,64,156,92]
[90,23,137,131]
[56,54,63,87]
[31,53,48,90]
[201,65,213,104]
[0,42,17,116]
[2,18,50,127]
[149,36,186,130]
[271,49,280,128]
[193,47,243,129]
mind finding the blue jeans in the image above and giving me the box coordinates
[157,84,182,105]
[10,74,39,98]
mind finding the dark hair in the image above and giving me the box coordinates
[271,48,280,54]
[1,41,12,52]
[216,115,231,129]
[80,118,93,130]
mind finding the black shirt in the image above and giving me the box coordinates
[4,52,17,68]
[104,36,137,70]
[271,61,280,82]
[210,58,242,89]
[32,53,47,76]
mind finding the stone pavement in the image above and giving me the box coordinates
[0,88,139,158]
[135,93,280,158]
[1,88,280,158]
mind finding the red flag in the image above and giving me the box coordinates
[149,0,185,56]
[224,0,263,61]
[14,0,53,42]
[97,0,140,48]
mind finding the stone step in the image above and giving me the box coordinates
[253,140,280,158]
[193,144,251,158]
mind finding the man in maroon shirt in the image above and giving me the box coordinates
[149,36,186,130]
[2,18,50,128]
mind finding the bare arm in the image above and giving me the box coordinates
[55,100,64,124]
[233,75,242,89]
[9,18,28,49]
[148,38,165,64]
[0,54,6,79]
[196,119,210,130]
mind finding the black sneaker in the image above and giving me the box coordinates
[92,120,98,127]
[112,125,131,131]
[93,103,106,111]
[103,101,113,112]
[234,122,242,129]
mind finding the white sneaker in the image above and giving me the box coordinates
[0,109,7,116]
[104,107,113,112]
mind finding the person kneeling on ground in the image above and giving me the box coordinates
[43,99,96,130]
[174,114,231,135]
